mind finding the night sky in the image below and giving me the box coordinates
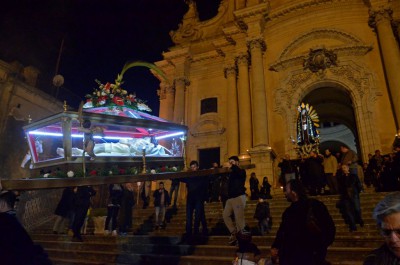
[0,0,220,114]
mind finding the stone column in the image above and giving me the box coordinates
[158,84,167,119]
[248,38,269,147]
[225,65,239,157]
[158,83,175,121]
[173,77,188,124]
[369,7,400,129]
[165,85,175,121]
[236,54,252,156]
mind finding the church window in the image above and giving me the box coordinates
[201,97,217,115]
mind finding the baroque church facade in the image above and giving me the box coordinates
[0,60,63,179]
[154,0,400,184]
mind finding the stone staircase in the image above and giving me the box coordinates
[30,190,388,265]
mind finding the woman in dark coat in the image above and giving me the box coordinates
[260,176,272,199]
[249,172,260,200]
[119,183,135,235]
[104,184,123,235]
[53,187,75,234]
[71,186,96,241]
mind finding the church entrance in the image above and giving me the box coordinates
[301,86,359,156]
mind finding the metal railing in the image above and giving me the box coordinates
[16,189,61,231]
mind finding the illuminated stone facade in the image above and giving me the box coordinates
[0,60,63,179]
[155,0,400,186]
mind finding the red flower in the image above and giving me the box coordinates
[89,170,97,176]
[161,166,166,172]
[104,82,111,90]
[119,169,126,175]
[113,96,124,106]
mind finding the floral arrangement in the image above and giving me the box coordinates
[83,60,169,113]
[84,79,152,112]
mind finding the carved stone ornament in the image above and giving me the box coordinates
[368,7,393,29]
[190,113,225,137]
[303,48,338,73]
[174,77,190,88]
[169,0,203,45]
[224,66,237,79]
[269,28,373,72]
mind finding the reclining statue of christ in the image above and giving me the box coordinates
[56,137,173,157]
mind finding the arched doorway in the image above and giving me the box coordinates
[302,86,359,155]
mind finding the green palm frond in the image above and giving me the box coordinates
[116,61,168,84]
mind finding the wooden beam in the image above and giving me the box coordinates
[1,168,231,190]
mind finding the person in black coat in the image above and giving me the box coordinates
[0,190,52,265]
[271,179,335,265]
[305,151,325,195]
[337,164,364,231]
[249,172,260,200]
[260,176,272,199]
[253,198,272,235]
[119,183,135,235]
[153,182,170,229]
[104,184,123,235]
[71,186,96,241]
[180,160,209,238]
[53,187,75,234]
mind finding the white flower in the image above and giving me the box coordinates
[109,171,113,175]
[137,103,152,112]
[83,101,93,108]
[98,100,106,105]
[172,166,177,171]
[43,173,50,178]
[109,94,114,98]
[150,169,156,174]
[67,171,74,178]
[101,91,107,96]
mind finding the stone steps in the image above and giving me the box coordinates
[30,191,388,265]
[35,235,370,265]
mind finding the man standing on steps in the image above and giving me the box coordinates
[271,179,336,265]
[223,155,247,246]
[180,160,209,241]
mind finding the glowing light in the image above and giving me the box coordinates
[29,131,63,137]
[28,131,132,140]
[155,131,185,140]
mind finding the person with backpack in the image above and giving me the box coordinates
[271,179,336,265]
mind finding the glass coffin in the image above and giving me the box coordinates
[23,108,187,172]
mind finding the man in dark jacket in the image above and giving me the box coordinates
[306,151,325,195]
[153,182,170,229]
[271,179,336,265]
[0,190,52,265]
[180,160,209,239]
[223,155,247,245]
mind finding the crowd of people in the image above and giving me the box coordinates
[278,145,400,196]
[52,184,136,240]
[3,144,400,265]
